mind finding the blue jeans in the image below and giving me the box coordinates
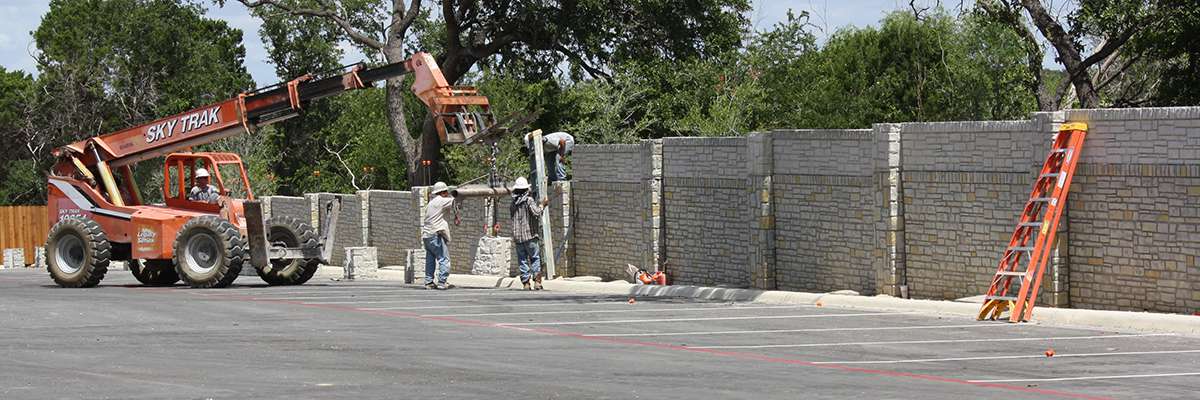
[423,235,450,285]
[516,240,541,283]
[529,152,567,184]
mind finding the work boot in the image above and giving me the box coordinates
[522,281,531,291]
[424,282,437,290]
[533,276,543,291]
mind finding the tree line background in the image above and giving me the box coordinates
[1,0,1197,205]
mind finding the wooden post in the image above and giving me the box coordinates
[529,129,556,278]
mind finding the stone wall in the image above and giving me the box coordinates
[662,137,751,287]
[571,143,653,281]
[771,129,879,295]
[1062,108,1200,313]
[357,190,420,267]
[897,120,1049,301]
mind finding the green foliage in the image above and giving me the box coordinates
[1132,0,1200,105]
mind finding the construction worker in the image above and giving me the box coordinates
[422,182,460,290]
[524,131,575,185]
[510,177,549,290]
[188,168,220,203]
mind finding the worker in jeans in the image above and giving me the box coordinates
[510,177,549,290]
[523,131,575,197]
[422,182,460,290]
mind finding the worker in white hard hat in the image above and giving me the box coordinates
[421,181,460,290]
[510,177,550,290]
[187,168,220,203]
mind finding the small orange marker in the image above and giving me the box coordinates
[815,301,823,307]
[1044,348,1055,357]
[628,298,636,304]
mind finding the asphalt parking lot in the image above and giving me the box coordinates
[1,268,1198,399]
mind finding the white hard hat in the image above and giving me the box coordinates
[431,181,449,194]
[513,177,531,190]
[195,168,210,178]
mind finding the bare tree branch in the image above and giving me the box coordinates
[239,0,385,50]
[324,143,362,191]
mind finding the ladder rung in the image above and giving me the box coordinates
[986,295,1018,302]
[1008,246,1034,252]
[1039,173,1062,179]
[1030,197,1054,203]
[996,271,1026,277]
[1018,222,1043,228]
[1052,148,1069,153]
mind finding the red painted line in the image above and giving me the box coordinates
[151,289,1113,400]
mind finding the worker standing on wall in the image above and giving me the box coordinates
[510,177,550,290]
[422,182,460,290]
[524,131,575,186]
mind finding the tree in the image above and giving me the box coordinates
[18,0,253,203]
[977,0,1161,109]
[224,0,749,186]
[0,68,38,205]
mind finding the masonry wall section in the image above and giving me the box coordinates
[771,129,879,294]
[662,137,751,287]
[897,120,1048,301]
[358,190,420,267]
[1063,108,1200,313]
[570,143,652,281]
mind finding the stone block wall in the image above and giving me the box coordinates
[662,137,751,287]
[262,196,309,222]
[897,120,1048,301]
[571,143,653,281]
[358,190,420,267]
[771,129,879,295]
[1062,108,1200,313]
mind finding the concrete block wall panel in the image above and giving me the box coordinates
[306,193,364,267]
[444,195,490,275]
[662,137,751,287]
[897,120,1047,301]
[357,190,420,267]
[548,181,571,277]
[571,143,652,281]
[770,130,879,294]
[1059,108,1200,313]
[262,196,309,222]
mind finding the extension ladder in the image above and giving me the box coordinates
[978,123,1087,322]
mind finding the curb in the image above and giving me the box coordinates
[316,267,1200,337]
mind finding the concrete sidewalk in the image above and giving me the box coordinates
[314,266,1200,337]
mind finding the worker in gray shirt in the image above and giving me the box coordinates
[422,182,460,290]
[524,131,575,184]
[188,168,220,203]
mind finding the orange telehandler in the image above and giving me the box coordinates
[44,53,494,288]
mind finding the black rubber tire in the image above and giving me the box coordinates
[256,216,320,286]
[131,259,180,286]
[173,216,244,288]
[46,216,110,288]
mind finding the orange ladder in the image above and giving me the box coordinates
[978,122,1087,322]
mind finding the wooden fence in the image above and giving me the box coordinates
[0,206,48,265]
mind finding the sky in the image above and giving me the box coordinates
[0,0,1041,86]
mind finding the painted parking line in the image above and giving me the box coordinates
[584,323,1017,337]
[241,292,540,300]
[968,372,1200,383]
[690,333,1176,349]
[495,311,922,326]
[359,302,645,311]
[815,349,1200,365]
[422,304,814,317]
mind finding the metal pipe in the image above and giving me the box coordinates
[450,184,513,198]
